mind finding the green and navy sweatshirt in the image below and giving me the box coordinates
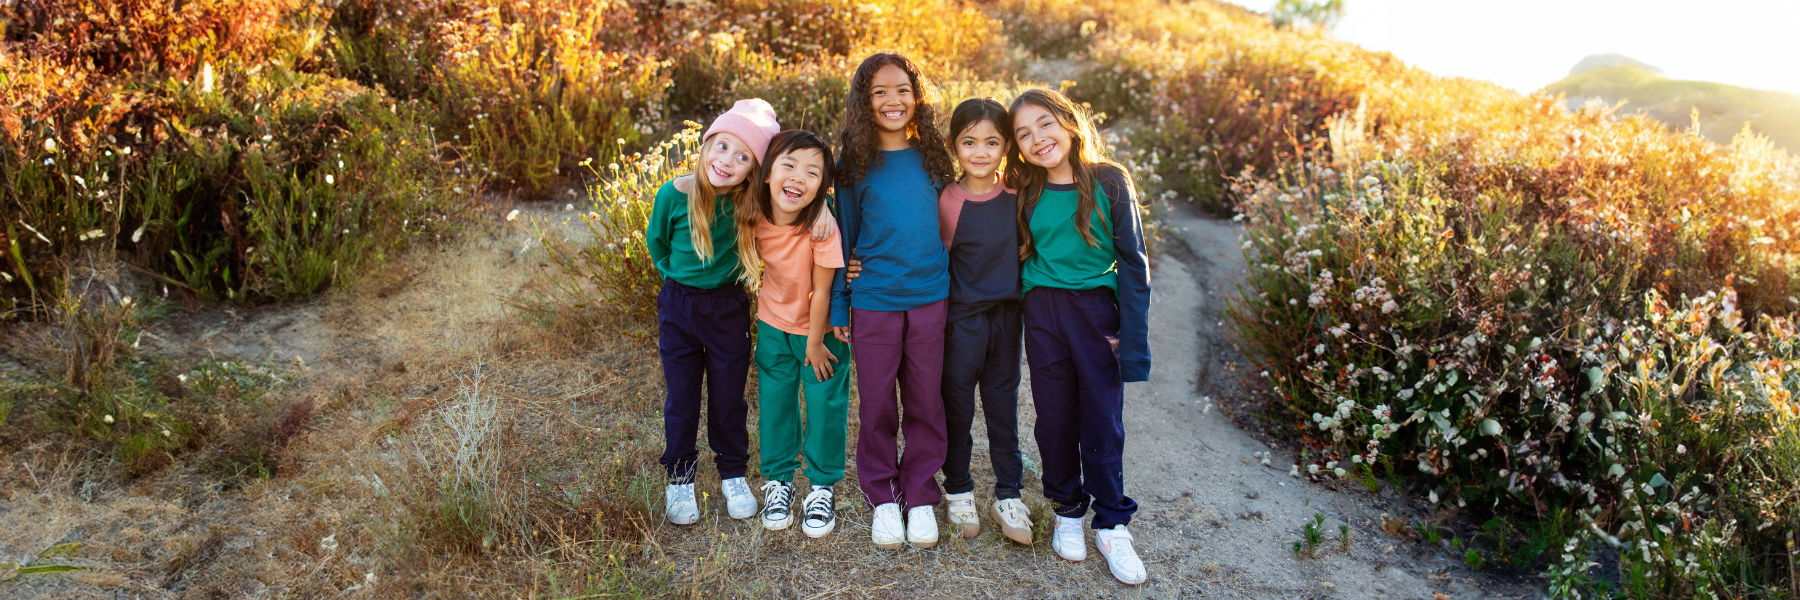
[1020,165,1152,382]
[645,180,740,289]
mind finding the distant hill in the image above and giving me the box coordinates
[1543,55,1800,153]
[1567,53,1663,78]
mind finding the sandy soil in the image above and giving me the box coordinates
[0,203,1547,598]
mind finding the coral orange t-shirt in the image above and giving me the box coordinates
[756,219,845,336]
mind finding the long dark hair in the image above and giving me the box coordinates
[947,97,1010,180]
[1004,88,1131,261]
[735,129,837,286]
[836,52,956,187]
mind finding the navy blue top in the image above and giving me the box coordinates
[944,188,1021,322]
[829,147,950,325]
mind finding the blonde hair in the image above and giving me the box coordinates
[686,135,752,263]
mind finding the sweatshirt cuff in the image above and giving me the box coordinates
[1121,359,1151,383]
[829,304,850,328]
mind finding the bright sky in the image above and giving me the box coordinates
[1228,0,1800,97]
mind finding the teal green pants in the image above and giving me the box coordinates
[756,319,852,487]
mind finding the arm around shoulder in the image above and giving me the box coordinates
[828,181,859,327]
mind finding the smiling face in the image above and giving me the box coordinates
[702,132,756,188]
[765,147,826,224]
[1013,103,1073,174]
[955,119,1006,183]
[868,64,916,136]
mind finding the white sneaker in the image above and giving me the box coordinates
[800,487,837,538]
[871,503,904,550]
[991,498,1033,545]
[1095,525,1147,585]
[1052,515,1086,561]
[665,482,698,525]
[759,481,794,530]
[907,505,939,548]
[945,492,979,538]
[722,477,758,519]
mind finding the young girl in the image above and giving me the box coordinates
[1007,88,1151,585]
[735,130,850,538]
[935,98,1032,544]
[830,52,958,550]
[644,99,781,525]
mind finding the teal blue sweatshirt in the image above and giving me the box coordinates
[828,147,949,325]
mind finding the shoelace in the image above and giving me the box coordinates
[805,491,833,521]
[760,481,791,513]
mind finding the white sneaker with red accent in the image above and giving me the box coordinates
[1095,525,1147,585]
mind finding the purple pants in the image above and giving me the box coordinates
[657,278,752,484]
[852,299,949,508]
[1024,287,1138,530]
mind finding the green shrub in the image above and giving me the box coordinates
[0,0,475,312]
[1231,130,1800,593]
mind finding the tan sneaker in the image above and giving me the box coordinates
[945,492,979,538]
[991,498,1033,545]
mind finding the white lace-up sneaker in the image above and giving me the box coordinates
[1052,515,1086,561]
[665,482,698,525]
[759,481,794,530]
[722,477,758,519]
[944,492,979,538]
[991,498,1033,545]
[1095,525,1147,585]
[800,487,837,538]
[871,503,905,550]
[906,505,939,548]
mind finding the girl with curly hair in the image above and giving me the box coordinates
[827,51,957,550]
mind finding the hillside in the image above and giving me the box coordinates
[1544,58,1800,151]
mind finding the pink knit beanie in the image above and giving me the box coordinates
[703,99,781,160]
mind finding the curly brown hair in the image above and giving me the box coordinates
[835,52,956,187]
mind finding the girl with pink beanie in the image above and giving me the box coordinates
[646,99,832,524]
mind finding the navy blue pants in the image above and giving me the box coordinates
[941,301,1025,500]
[657,278,752,484]
[1023,287,1138,530]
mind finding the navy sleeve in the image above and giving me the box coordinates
[829,176,859,327]
[1100,167,1152,382]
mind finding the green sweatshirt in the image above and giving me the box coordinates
[1021,184,1117,294]
[645,180,741,289]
